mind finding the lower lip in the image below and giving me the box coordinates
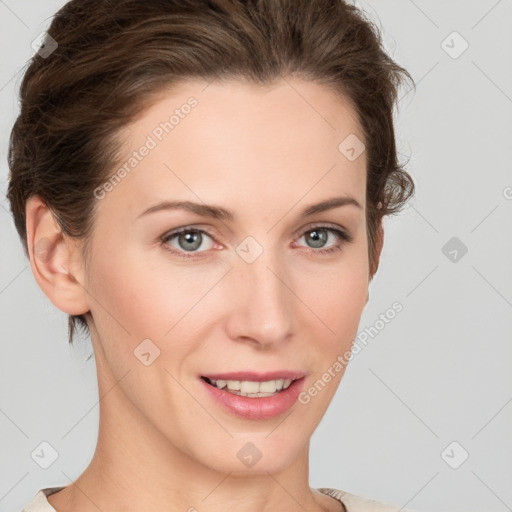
[200,377,306,420]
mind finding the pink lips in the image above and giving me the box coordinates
[200,372,306,420]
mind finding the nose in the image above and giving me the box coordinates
[225,251,294,349]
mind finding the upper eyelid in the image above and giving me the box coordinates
[294,222,351,239]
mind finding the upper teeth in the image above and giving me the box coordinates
[210,379,293,393]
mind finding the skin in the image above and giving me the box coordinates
[26,77,383,512]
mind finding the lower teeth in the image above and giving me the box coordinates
[223,389,281,397]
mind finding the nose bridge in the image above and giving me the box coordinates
[227,240,294,346]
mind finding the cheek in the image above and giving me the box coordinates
[86,245,221,363]
[296,246,369,335]
[84,245,176,363]
[313,277,367,354]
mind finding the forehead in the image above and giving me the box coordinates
[97,78,367,223]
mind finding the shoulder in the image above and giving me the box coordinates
[317,487,416,512]
[22,487,64,512]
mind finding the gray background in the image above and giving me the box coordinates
[1,1,511,511]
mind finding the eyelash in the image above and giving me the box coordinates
[159,224,353,260]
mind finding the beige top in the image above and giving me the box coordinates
[22,486,415,512]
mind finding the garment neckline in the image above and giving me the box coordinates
[39,486,347,511]
[316,487,348,512]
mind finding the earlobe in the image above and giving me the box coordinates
[25,195,90,316]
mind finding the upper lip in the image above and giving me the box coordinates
[201,370,306,382]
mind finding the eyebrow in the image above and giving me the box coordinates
[136,195,362,221]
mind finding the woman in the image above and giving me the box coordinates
[8,0,416,510]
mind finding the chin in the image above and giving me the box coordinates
[206,434,307,476]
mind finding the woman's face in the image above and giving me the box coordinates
[78,78,370,474]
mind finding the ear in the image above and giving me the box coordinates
[25,195,90,316]
[369,220,384,282]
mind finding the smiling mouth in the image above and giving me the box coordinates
[201,376,297,398]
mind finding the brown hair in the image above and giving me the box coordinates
[7,0,415,346]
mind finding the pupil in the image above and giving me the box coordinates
[180,231,201,251]
[308,229,327,248]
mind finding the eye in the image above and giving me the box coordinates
[295,225,353,255]
[160,224,353,260]
[161,227,215,259]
